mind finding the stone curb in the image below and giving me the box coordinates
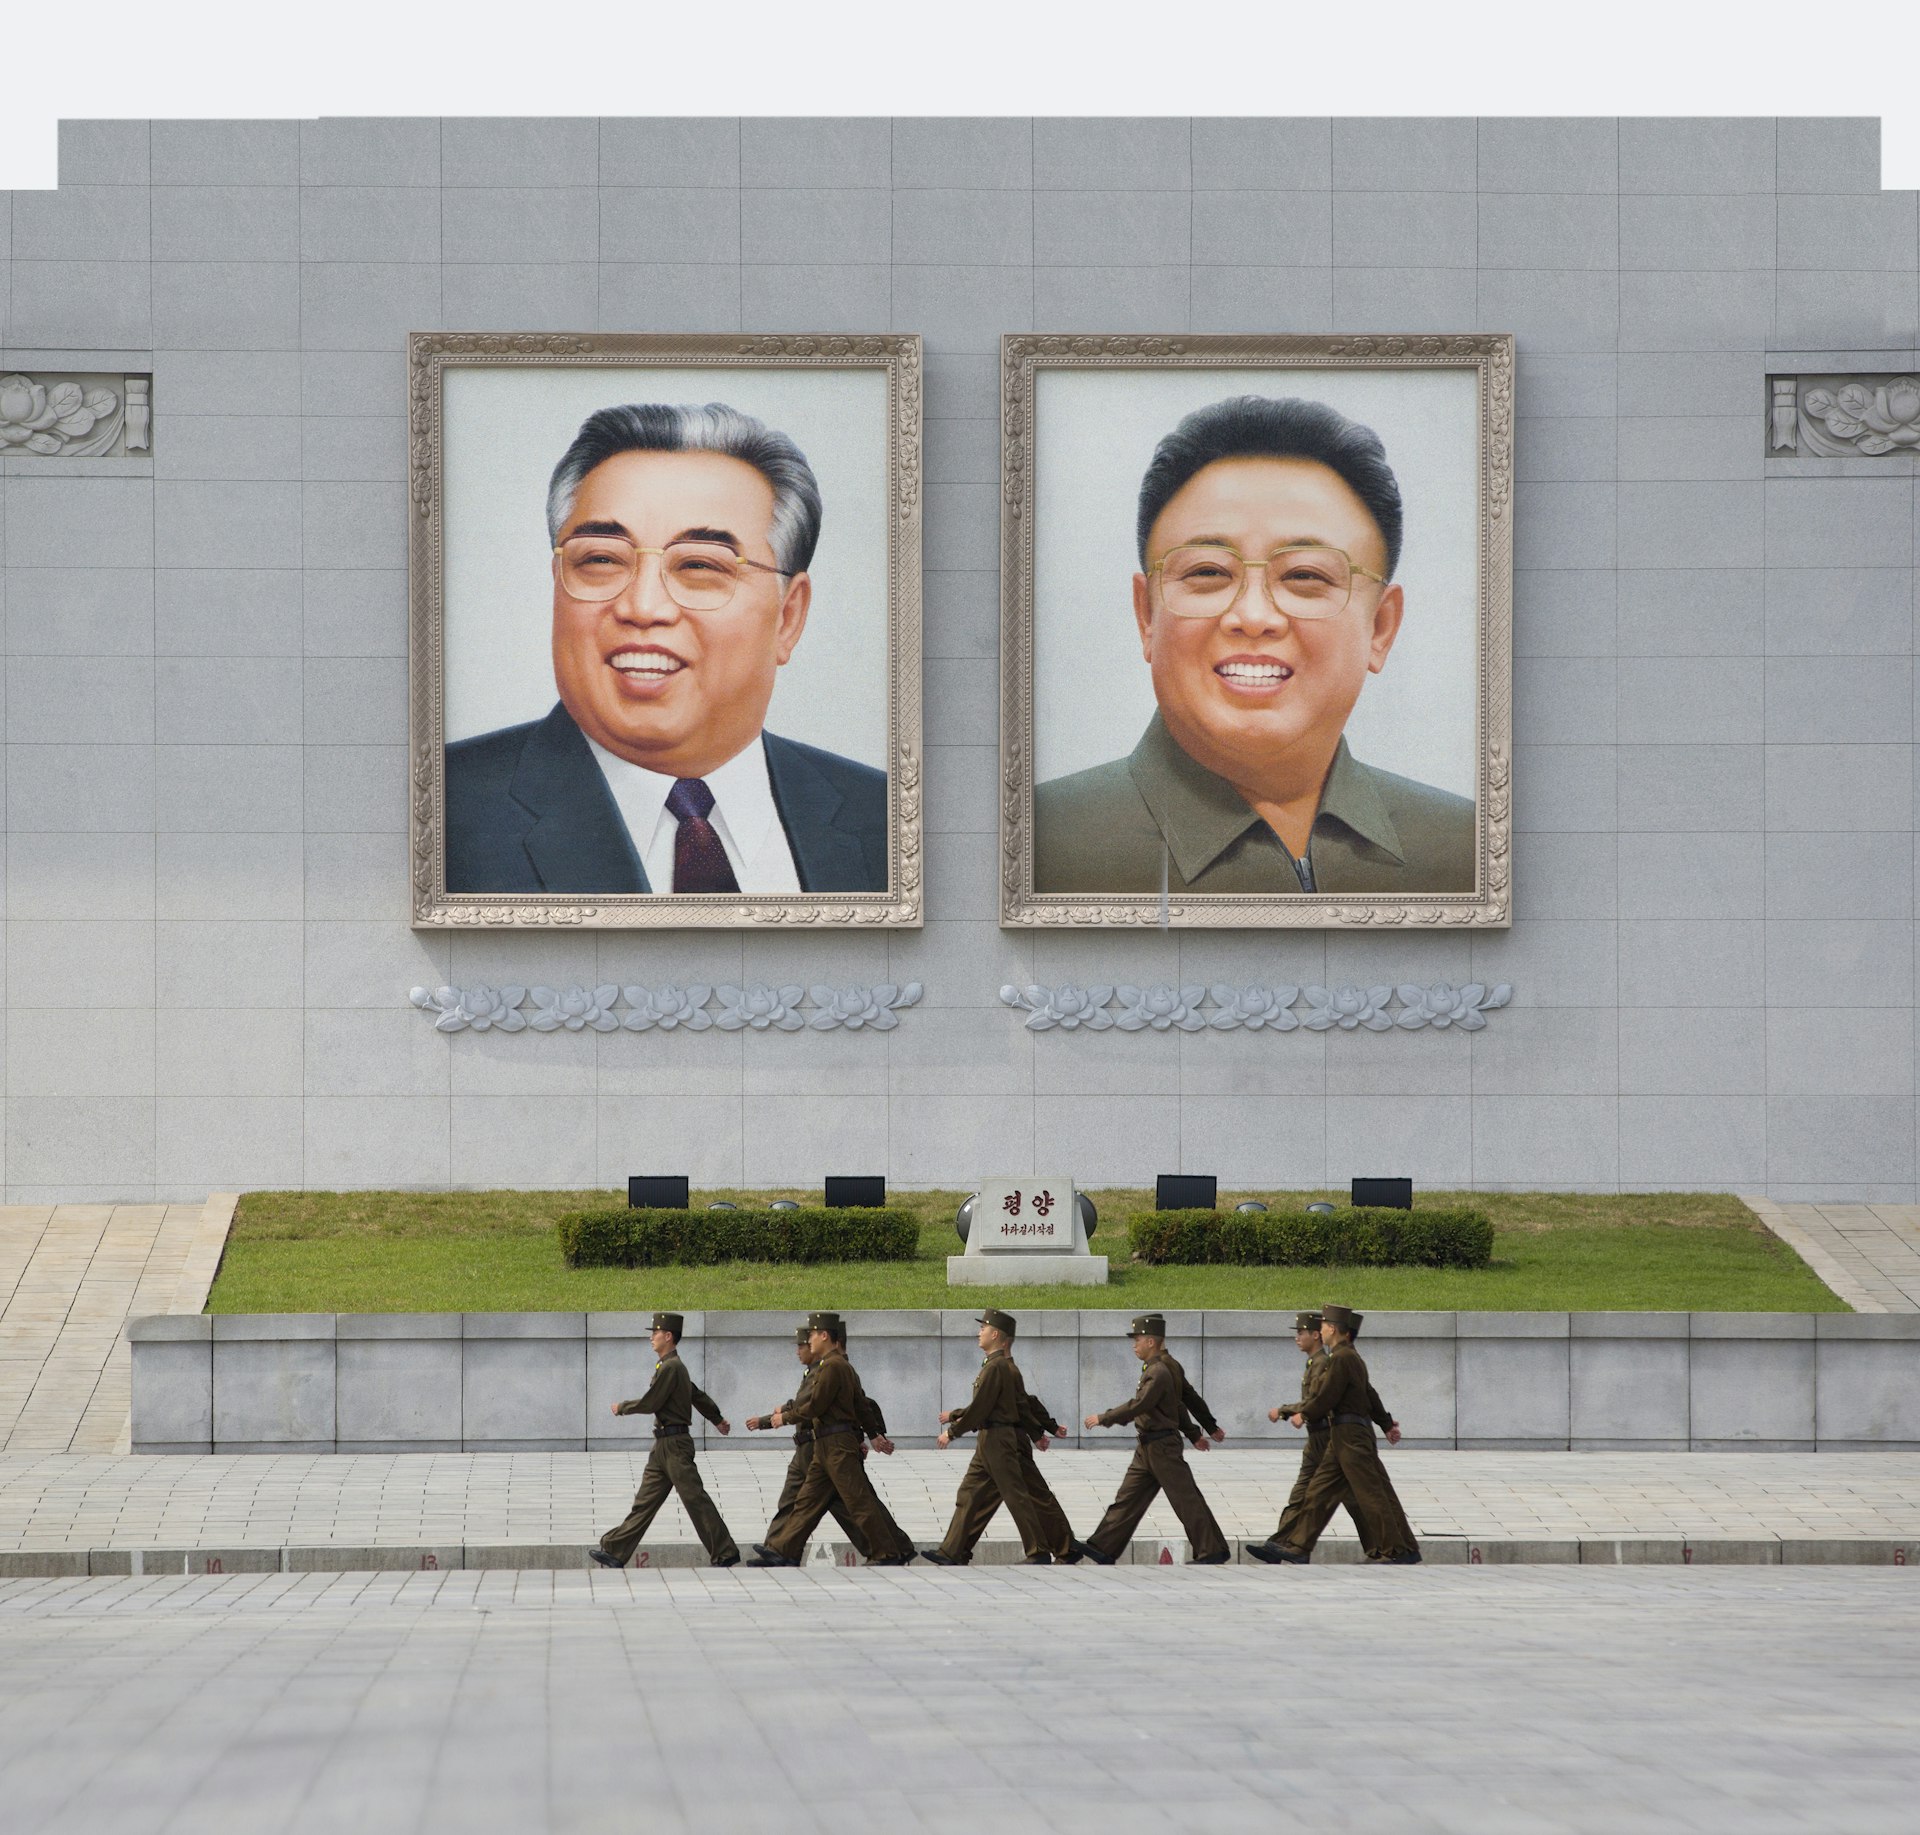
[2,1536,1916,1578]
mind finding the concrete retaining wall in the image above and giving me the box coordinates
[130,1310,1920,1454]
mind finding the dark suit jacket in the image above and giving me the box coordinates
[445,702,888,895]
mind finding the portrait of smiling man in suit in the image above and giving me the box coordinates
[444,401,888,898]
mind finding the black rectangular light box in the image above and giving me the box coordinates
[628,1175,690,1210]
[1351,1177,1413,1210]
[825,1175,887,1208]
[1156,1174,1218,1211]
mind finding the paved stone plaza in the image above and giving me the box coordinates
[3,1449,1918,1570]
[0,1201,234,1453]
[1748,1199,1920,1312]
[0,1565,1915,1832]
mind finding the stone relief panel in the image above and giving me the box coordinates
[1000,983,1513,1033]
[1768,374,1920,456]
[0,372,150,456]
[409,982,923,1033]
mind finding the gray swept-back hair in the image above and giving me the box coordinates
[545,402,823,575]
[1135,395,1403,579]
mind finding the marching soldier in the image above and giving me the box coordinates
[1253,1304,1420,1564]
[1075,1313,1230,1565]
[924,1309,1061,1566]
[746,1322,889,1559]
[1245,1310,1398,1562]
[747,1312,917,1567]
[590,1311,740,1569]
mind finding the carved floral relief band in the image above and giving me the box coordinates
[999,333,1514,932]
[410,981,922,1033]
[1000,982,1512,1032]
[1768,374,1920,456]
[0,373,150,456]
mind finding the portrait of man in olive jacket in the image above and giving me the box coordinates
[1033,395,1475,898]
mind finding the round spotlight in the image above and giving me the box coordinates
[1306,1201,1336,1216]
[1077,1193,1098,1234]
[1233,1200,1269,1214]
[767,1199,800,1212]
[955,1194,978,1245]
[708,1200,739,1211]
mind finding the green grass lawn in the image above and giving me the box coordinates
[206,1187,1847,1315]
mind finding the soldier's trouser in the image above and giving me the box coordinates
[1271,1427,1344,1546]
[1024,1441,1076,1559]
[1086,1435,1228,1562]
[764,1431,914,1562]
[936,1425,1058,1561]
[765,1438,871,1557]
[1281,1423,1418,1560]
[598,1434,740,1566]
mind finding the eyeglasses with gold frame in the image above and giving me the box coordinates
[1146,540,1389,621]
[554,534,790,610]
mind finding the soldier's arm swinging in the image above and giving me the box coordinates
[611,1363,674,1417]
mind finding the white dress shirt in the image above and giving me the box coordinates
[585,734,802,894]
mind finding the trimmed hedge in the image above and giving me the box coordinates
[556,1205,920,1269]
[1128,1206,1494,1270]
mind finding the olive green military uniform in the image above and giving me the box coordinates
[1281,1326,1419,1562]
[759,1328,874,1559]
[1015,1390,1078,1559]
[1268,1313,1394,1550]
[762,1322,914,1564]
[1034,713,1476,897]
[1085,1317,1229,1563]
[935,1327,1055,1563]
[597,1322,739,1567]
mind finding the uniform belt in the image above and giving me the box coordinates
[1136,1428,1181,1443]
[653,1424,691,1438]
[1330,1413,1374,1428]
[815,1421,863,1438]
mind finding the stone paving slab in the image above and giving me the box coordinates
[0,1567,1916,1833]
[1747,1195,1920,1312]
[0,1198,236,1454]
[1,1449,1917,1573]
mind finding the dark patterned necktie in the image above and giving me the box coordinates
[666,777,740,894]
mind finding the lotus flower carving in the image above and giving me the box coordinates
[999,985,1116,1030]
[714,984,807,1031]
[620,985,713,1032]
[0,374,122,455]
[1114,985,1209,1032]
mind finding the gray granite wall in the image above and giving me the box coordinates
[129,1308,1920,1453]
[3,117,1917,1200]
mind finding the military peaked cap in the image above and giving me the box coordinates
[1293,1310,1324,1332]
[1322,1304,1362,1332]
[977,1308,1018,1337]
[1126,1312,1168,1338]
[649,1311,685,1337]
[805,1310,845,1335]
[793,1324,812,1344]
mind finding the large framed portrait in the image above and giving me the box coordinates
[408,333,922,928]
[999,333,1513,930]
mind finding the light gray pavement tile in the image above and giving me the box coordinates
[1745,1197,1920,1311]
[0,1568,1915,1832]
[0,1449,1917,1556]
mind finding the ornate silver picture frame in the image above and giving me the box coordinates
[999,333,1513,931]
[408,332,923,929]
